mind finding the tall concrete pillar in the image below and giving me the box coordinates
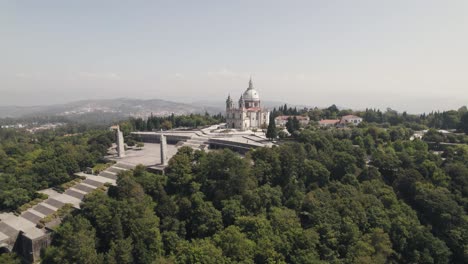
[160,133,167,165]
[117,129,125,158]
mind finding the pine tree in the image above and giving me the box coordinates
[266,114,277,140]
[460,112,468,134]
[293,116,300,131]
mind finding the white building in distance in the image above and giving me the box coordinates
[318,115,363,127]
[275,115,310,127]
[339,115,363,126]
[225,78,270,130]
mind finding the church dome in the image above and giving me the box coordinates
[243,89,260,101]
[243,78,260,101]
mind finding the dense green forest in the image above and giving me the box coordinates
[0,126,114,211]
[39,122,467,263]
[125,113,225,132]
[1,107,467,263]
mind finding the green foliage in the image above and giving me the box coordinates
[42,215,101,264]
[127,112,225,132]
[0,128,112,211]
[50,172,164,264]
[286,116,301,134]
[0,253,21,264]
[38,120,468,263]
[106,237,134,264]
[187,192,223,238]
[16,194,48,214]
[197,149,256,204]
[1,188,30,211]
[92,162,114,175]
[175,239,227,264]
[460,111,468,134]
[39,203,74,228]
[213,225,256,262]
[287,104,468,132]
[266,114,277,140]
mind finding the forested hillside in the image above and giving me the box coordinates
[124,113,225,132]
[0,126,114,211]
[39,123,467,264]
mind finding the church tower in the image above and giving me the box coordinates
[226,94,233,109]
[238,94,245,109]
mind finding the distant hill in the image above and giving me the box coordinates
[0,98,345,126]
[190,100,310,111]
[0,98,223,119]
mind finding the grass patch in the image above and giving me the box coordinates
[15,193,49,214]
[54,178,83,193]
[92,162,115,175]
[37,203,74,229]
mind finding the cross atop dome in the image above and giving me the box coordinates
[248,76,253,89]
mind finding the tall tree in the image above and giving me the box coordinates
[459,111,468,134]
[266,114,277,140]
[42,216,101,264]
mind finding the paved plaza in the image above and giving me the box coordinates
[108,143,178,167]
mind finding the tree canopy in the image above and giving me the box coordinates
[41,120,467,263]
[0,127,113,211]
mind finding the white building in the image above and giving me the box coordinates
[225,78,270,130]
[339,115,363,126]
[275,115,310,127]
[318,115,363,128]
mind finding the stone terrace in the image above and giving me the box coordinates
[0,162,135,262]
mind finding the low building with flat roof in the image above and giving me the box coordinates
[275,115,310,127]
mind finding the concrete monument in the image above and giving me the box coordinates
[160,132,167,165]
[117,129,125,158]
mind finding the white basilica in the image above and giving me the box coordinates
[225,78,270,130]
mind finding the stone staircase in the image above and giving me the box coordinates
[178,136,210,150]
[0,163,135,260]
[97,162,132,180]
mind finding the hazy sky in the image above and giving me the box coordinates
[1,0,467,113]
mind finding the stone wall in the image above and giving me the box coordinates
[12,229,52,263]
[132,132,190,144]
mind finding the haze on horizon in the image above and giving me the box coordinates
[1,0,467,114]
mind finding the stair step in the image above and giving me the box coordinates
[0,223,19,240]
[82,178,104,188]
[21,211,43,224]
[99,172,118,180]
[32,204,56,216]
[64,189,85,200]
[107,167,125,174]
[99,171,117,179]
[113,163,134,170]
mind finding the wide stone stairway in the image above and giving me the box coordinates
[178,135,210,151]
[0,162,136,262]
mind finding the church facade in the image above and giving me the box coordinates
[225,78,270,130]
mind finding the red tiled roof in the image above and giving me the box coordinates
[341,115,361,119]
[319,119,340,124]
